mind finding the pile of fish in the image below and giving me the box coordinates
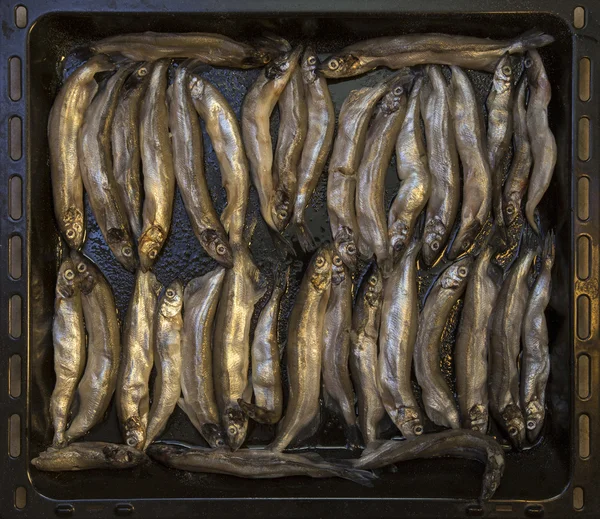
[34,28,559,502]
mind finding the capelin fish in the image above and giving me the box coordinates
[148,444,375,485]
[486,54,514,229]
[239,265,289,424]
[65,252,120,442]
[447,67,492,259]
[169,60,233,267]
[117,269,162,450]
[322,253,361,449]
[355,76,408,274]
[490,233,537,449]
[320,30,554,78]
[242,46,303,233]
[270,245,332,452]
[350,263,386,445]
[92,32,275,68]
[139,58,176,270]
[50,257,86,448]
[144,280,184,450]
[179,268,227,448]
[111,61,151,240]
[292,47,335,252]
[31,442,148,472]
[349,429,505,501]
[213,243,268,450]
[414,256,473,429]
[48,55,114,250]
[525,50,557,234]
[455,246,503,433]
[189,74,249,245]
[78,64,138,271]
[388,76,431,263]
[378,237,423,438]
[521,232,554,443]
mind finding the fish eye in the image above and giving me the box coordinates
[149,249,158,259]
[216,244,227,255]
[472,426,480,432]
[328,58,339,70]
[228,426,237,435]
[166,288,175,298]
[278,210,288,220]
[369,276,377,286]
[126,437,137,446]
[77,263,86,273]
[333,255,343,267]
[123,246,133,257]
[216,439,225,447]
[524,58,533,68]
[64,269,75,280]
[527,420,536,430]
[414,425,424,435]
[346,244,356,254]
[393,240,403,251]
[458,266,468,277]
[315,256,325,268]
[508,426,518,436]
[502,65,512,75]
[138,67,148,77]
[66,229,75,239]
[393,86,403,96]
[261,54,271,64]
[307,56,317,66]
[431,240,440,251]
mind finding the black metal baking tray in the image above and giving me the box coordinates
[1,0,599,517]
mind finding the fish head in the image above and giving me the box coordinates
[201,423,228,449]
[199,229,234,268]
[139,225,165,271]
[308,245,333,292]
[270,189,293,232]
[331,253,348,286]
[388,220,411,262]
[440,256,473,290]
[334,227,358,271]
[56,257,79,299]
[188,74,206,100]
[62,206,85,250]
[70,250,100,295]
[300,45,319,83]
[397,407,424,437]
[265,45,302,82]
[364,264,383,308]
[223,407,248,451]
[502,194,523,228]
[422,218,447,266]
[319,53,362,79]
[524,50,544,87]
[123,416,145,450]
[501,405,526,450]
[379,83,406,114]
[105,226,138,272]
[243,49,276,68]
[160,280,184,318]
[449,223,480,259]
[102,444,147,467]
[493,54,513,94]
[123,61,152,93]
[525,400,545,444]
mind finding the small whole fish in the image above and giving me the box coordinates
[292,47,335,252]
[350,263,386,445]
[414,256,473,429]
[388,76,431,263]
[139,58,176,270]
[420,65,460,266]
[78,64,138,271]
[179,268,227,448]
[447,67,492,259]
[525,50,557,234]
[270,246,332,451]
[521,232,554,443]
[31,442,148,472]
[48,55,114,250]
[50,257,86,448]
[378,237,423,438]
[169,60,233,267]
[65,252,121,442]
[144,280,184,450]
[117,269,162,449]
[455,246,503,432]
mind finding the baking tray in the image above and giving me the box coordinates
[1,0,599,517]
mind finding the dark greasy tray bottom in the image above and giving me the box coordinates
[27,12,571,503]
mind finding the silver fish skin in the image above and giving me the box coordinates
[169,61,233,268]
[49,55,114,250]
[350,429,505,501]
[139,58,176,270]
[111,61,151,240]
[420,65,460,266]
[144,280,184,450]
[65,252,120,442]
[490,240,537,449]
[78,64,138,271]
[148,444,375,484]
[350,263,385,445]
[486,54,514,229]
[525,50,557,234]
[322,253,361,449]
[447,67,492,259]
[521,232,554,443]
[355,80,408,274]
[378,238,423,438]
[270,245,333,452]
[414,256,473,429]
[179,268,227,448]
[239,266,289,424]
[92,32,274,68]
[455,246,503,433]
[320,30,554,78]
[117,269,162,449]
[388,76,431,263]
[242,46,303,232]
[292,47,335,252]
[189,74,249,245]
[31,442,148,472]
[50,257,86,448]
[213,243,268,450]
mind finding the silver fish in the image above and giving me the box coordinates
[50,257,86,448]
[414,256,473,429]
[179,268,227,448]
[48,55,114,250]
[144,280,184,450]
[139,58,176,270]
[65,252,120,442]
[270,245,332,452]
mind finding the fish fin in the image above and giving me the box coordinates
[544,230,556,267]
[293,221,317,252]
[238,399,280,425]
[361,439,389,457]
[273,261,291,294]
[266,225,297,258]
[510,29,554,54]
[345,424,365,452]
[522,222,542,253]
[525,200,541,235]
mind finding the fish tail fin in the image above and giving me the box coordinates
[237,399,280,425]
[293,221,317,252]
[525,200,540,235]
[345,424,365,452]
[335,466,377,486]
[510,29,555,54]
[521,221,542,253]
[267,226,297,259]
[544,230,556,267]
[273,261,291,293]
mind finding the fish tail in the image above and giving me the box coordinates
[267,226,297,258]
[293,221,317,252]
[237,399,280,425]
[525,200,540,235]
[544,230,556,267]
[334,466,377,486]
[345,424,365,452]
[510,29,555,54]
